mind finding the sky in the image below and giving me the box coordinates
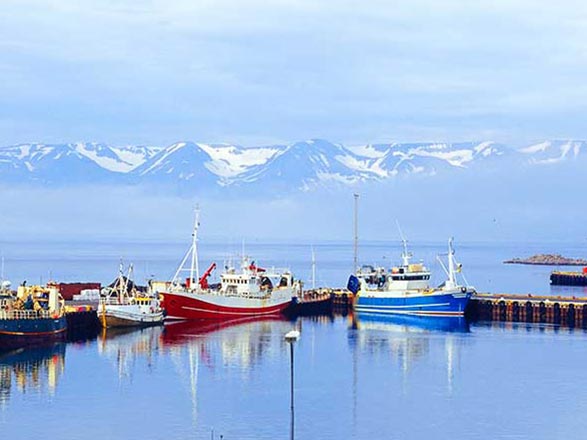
[1,0,587,147]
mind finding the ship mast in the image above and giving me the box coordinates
[447,237,456,288]
[353,193,359,273]
[189,207,200,289]
[311,246,316,290]
[396,220,411,267]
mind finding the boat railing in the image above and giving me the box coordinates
[0,309,58,320]
[100,296,159,307]
[219,290,273,300]
[258,269,291,277]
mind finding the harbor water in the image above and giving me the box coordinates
[2,240,587,439]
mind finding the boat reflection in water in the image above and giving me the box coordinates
[97,326,164,379]
[353,312,470,333]
[349,312,470,396]
[161,316,295,435]
[161,316,293,371]
[0,343,66,407]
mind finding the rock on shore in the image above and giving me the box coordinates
[504,254,587,266]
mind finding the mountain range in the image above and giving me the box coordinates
[0,139,585,191]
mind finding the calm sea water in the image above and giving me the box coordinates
[2,240,587,439]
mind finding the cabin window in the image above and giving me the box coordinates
[391,275,429,281]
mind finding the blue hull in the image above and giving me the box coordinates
[356,291,471,316]
[0,317,67,350]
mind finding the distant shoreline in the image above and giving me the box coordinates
[504,254,587,266]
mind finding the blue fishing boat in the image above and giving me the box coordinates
[0,283,67,349]
[348,238,474,316]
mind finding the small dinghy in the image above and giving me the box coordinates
[98,262,164,328]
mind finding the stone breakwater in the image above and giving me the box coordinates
[504,254,587,266]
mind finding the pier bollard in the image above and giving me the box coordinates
[560,305,568,326]
[553,303,561,325]
[512,302,520,322]
[483,300,493,321]
[567,304,575,328]
[539,302,547,323]
[498,300,507,321]
[525,301,533,323]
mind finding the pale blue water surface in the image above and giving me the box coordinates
[1,240,587,439]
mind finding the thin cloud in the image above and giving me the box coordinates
[1,0,587,145]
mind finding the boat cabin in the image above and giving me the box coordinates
[358,259,431,292]
[220,270,294,296]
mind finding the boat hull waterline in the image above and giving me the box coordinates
[98,305,164,328]
[0,316,67,348]
[355,290,472,316]
[161,291,292,320]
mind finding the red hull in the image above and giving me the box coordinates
[161,291,292,320]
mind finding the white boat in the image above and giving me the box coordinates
[159,209,301,320]
[98,262,164,328]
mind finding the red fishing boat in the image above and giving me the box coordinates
[159,210,301,321]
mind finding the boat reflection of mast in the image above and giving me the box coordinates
[188,343,199,426]
[445,335,460,395]
[170,342,200,427]
[352,315,358,438]
[351,193,359,436]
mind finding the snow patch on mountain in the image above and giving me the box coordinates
[408,144,474,168]
[346,144,389,159]
[112,146,160,170]
[520,141,551,154]
[520,140,587,165]
[200,144,281,178]
[74,143,135,173]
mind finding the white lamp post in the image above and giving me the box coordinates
[285,330,300,440]
[285,330,300,409]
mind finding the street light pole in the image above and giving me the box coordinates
[285,330,300,440]
[289,341,294,409]
[285,330,300,409]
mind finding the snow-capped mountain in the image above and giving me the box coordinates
[233,139,375,189]
[0,142,159,183]
[519,140,587,165]
[0,138,583,190]
[132,142,217,184]
[75,143,159,173]
[0,143,111,182]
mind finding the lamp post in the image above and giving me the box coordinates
[285,330,300,440]
[285,330,300,409]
